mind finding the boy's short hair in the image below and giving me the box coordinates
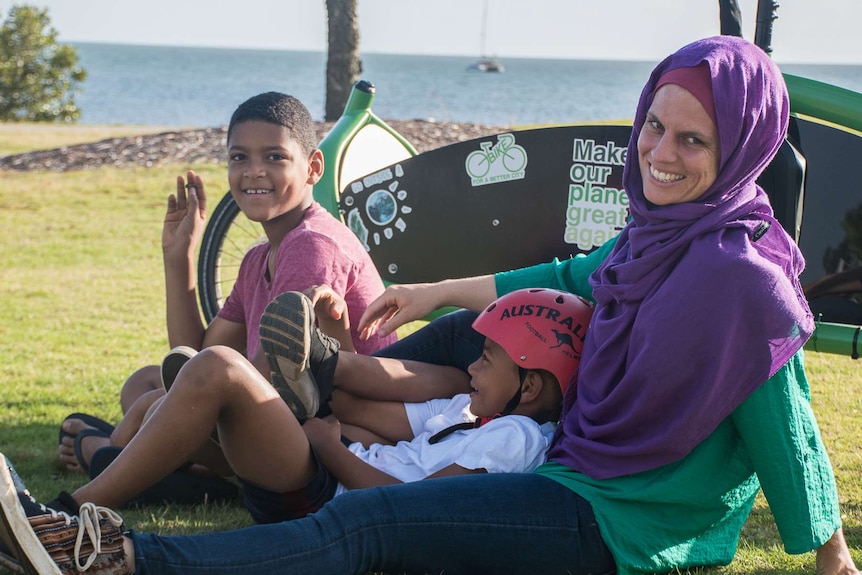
[227,92,318,155]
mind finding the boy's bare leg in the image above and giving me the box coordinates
[261,291,472,425]
[112,388,165,446]
[330,390,414,444]
[70,345,315,509]
[338,422,392,448]
[119,364,162,414]
[304,285,471,402]
[332,353,471,403]
[136,393,235,477]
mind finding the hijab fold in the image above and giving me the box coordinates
[548,36,813,479]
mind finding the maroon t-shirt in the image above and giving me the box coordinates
[218,202,396,357]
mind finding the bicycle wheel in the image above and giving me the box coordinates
[466,150,491,178]
[198,192,266,322]
[501,146,527,172]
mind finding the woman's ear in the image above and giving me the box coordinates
[307,148,325,185]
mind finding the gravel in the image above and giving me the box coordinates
[0,120,505,172]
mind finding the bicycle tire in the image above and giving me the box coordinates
[466,150,491,178]
[197,192,266,323]
[502,146,527,173]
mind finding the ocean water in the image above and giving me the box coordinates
[71,42,862,128]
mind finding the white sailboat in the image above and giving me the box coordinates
[468,0,504,72]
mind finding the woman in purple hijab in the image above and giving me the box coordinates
[2,36,858,575]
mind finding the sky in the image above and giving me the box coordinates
[10,0,862,65]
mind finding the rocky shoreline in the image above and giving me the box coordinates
[0,120,505,172]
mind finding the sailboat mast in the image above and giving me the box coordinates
[480,0,488,57]
[469,0,503,71]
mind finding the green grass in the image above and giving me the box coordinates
[0,130,860,574]
[0,164,252,541]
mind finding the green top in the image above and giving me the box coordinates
[495,238,841,573]
[495,236,617,305]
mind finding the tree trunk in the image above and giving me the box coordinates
[325,0,361,121]
[718,0,743,36]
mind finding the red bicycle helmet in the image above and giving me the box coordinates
[472,288,593,393]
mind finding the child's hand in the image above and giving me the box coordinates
[302,415,342,448]
[163,170,208,258]
[305,285,347,321]
[304,285,355,352]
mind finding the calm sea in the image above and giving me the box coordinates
[71,42,862,128]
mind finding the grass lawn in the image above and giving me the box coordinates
[0,126,860,574]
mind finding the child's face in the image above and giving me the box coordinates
[466,339,521,417]
[227,120,322,224]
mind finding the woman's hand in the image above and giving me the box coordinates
[357,283,441,340]
[163,170,207,261]
[816,528,859,575]
[357,275,498,340]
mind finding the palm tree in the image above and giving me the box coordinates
[718,0,743,36]
[325,0,362,121]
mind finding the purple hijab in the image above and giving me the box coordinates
[547,36,814,479]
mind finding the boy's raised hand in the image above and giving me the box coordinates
[163,170,208,258]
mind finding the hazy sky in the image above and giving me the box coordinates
[14,0,862,64]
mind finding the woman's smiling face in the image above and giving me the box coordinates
[637,83,720,206]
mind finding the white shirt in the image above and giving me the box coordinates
[335,394,556,496]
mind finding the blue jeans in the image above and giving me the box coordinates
[132,473,615,575]
[371,308,484,372]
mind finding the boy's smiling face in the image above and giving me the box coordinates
[227,120,322,225]
[466,339,522,418]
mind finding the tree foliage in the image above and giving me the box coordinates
[0,4,86,122]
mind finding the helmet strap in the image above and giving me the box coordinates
[427,367,528,444]
[499,366,528,417]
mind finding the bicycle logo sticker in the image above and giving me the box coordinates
[465,133,528,186]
